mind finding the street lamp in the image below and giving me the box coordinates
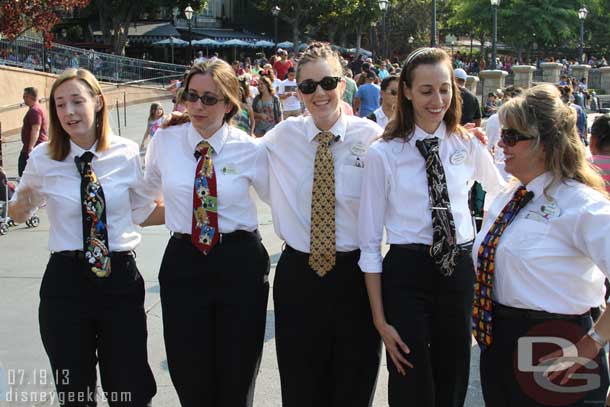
[378,0,388,57]
[431,0,437,47]
[271,5,280,46]
[490,0,500,70]
[370,21,377,59]
[578,6,588,64]
[184,5,194,64]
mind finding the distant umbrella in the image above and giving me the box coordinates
[153,37,188,46]
[276,41,294,49]
[222,39,250,47]
[254,40,275,48]
[193,38,220,46]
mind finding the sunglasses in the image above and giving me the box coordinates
[183,91,226,106]
[297,76,342,94]
[500,128,532,147]
[388,89,398,96]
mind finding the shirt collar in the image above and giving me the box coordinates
[188,122,229,155]
[522,171,554,198]
[374,107,387,121]
[408,121,447,145]
[70,139,100,159]
[305,113,347,144]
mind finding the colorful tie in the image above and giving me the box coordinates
[472,186,534,349]
[192,140,219,254]
[308,131,336,277]
[75,151,111,278]
[416,137,458,276]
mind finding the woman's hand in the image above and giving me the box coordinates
[462,123,488,145]
[8,186,43,223]
[376,321,413,375]
[538,334,603,385]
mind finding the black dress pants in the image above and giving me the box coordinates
[382,245,475,407]
[159,233,269,407]
[480,306,609,407]
[39,252,156,407]
[273,246,381,407]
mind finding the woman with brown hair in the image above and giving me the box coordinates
[8,68,159,406]
[142,59,270,407]
[358,47,504,406]
[475,84,610,407]
[252,75,282,137]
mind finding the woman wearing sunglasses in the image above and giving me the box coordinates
[142,60,270,407]
[366,75,399,129]
[473,84,610,407]
[262,42,383,406]
[358,47,504,407]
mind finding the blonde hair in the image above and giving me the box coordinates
[383,47,464,142]
[499,84,607,196]
[295,42,343,82]
[48,68,110,161]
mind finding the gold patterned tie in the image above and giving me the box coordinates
[309,131,336,277]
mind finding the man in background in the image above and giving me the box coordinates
[19,87,48,176]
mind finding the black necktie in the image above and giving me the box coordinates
[75,152,111,277]
[416,137,458,276]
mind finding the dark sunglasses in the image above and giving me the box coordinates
[388,89,398,96]
[183,90,226,106]
[500,128,532,147]
[297,76,342,94]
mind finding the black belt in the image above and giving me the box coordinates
[172,229,259,244]
[284,244,359,258]
[52,250,134,260]
[390,241,473,256]
[493,302,590,321]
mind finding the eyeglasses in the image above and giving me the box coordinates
[297,76,342,94]
[500,128,533,147]
[388,89,398,96]
[183,91,226,106]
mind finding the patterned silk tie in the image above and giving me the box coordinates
[192,140,219,254]
[309,131,336,277]
[472,186,534,350]
[75,151,111,278]
[416,137,458,276]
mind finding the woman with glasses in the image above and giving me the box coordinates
[366,75,399,129]
[358,47,504,407]
[142,60,270,407]
[474,84,610,407]
[262,41,383,406]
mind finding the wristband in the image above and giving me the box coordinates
[587,327,608,347]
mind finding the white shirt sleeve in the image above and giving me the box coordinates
[252,140,270,205]
[571,196,610,279]
[143,133,164,204]
[130,145,157,225]
[358,145,389,273]
[11,147,46,211]
[472,139,506,210]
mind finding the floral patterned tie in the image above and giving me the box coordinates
[192,140,219,254]
[416,137,458,276]
[308,131,336,277]
[75,151,111,278]
[472,186,534,350]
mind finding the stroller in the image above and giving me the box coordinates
[0,168,40,235]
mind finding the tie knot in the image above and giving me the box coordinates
[316,132,335,147]
[75,151,94,174]
[195,140,211,159]
[514,186,534,207]
[80,151,94,163]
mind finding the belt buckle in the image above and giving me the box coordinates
[429,245,434,257]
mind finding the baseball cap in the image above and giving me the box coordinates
[454,68,468,81]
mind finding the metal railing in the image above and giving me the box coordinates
[0,35,188,85]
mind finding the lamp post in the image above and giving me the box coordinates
[271,5,280,46]
[185,5,194,64]
[431,0,437,47]
[378,0,388,58]
[578,6,588,64]
[370,21,377,59]
[490,0,500,70]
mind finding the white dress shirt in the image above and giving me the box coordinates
[144,122,267,234]
[484,113,510,181]
[358,122,506,273]
[279,79,301,112]
[372,107,390,129]
[12,135,156,252]
[472,172,610,314]
[261,114,384,253]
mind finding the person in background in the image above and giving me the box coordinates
[9,68,159,407]
[19,87,48,176]
[273,49,293,80]
[377,61,390,80]
[234,79,256,136]
[558,85,588,145]
[454,68,481,127]
[590,114,610,193]
[140,102,165,151]
[342,68,358,107]
[253,76,282,137]
[279,67,302,119]
[474,84,610,407]
[484,92,499,117]
[354,71,380,118]
[366,75,398,129]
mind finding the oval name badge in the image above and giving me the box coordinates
[351,143,367,156]
[540,202,561,218]
[450,150,467,165]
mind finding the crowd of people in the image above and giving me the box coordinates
[6,41,610,407]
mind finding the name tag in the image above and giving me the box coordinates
[525,211,548,223]
[450,150,467,165]
[222,166,239,175]
[351,143,367,156]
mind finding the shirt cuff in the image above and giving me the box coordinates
[132,202,157,225]
[358,250,383,273]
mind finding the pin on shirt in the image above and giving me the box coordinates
[539,201,561,219]
[450,150,467,165]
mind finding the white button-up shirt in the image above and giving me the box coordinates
[12,135,156,252]
[144,122,267,234]
[358,122,505,273]
[261,114,384,253]
[473,172,610,314]
[372,107,390,129]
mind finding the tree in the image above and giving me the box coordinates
[0,0,91,47]
[254,0,322,49]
